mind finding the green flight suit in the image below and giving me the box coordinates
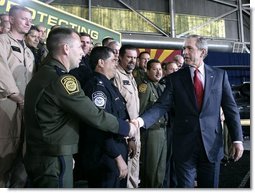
[24,58,130,188]
[138,79,167,188]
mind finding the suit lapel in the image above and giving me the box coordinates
[180,67,197,109]
[202,65,215,111]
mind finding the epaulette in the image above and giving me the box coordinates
[142,79,148,84]
[96,79,105,87]
[54,65,67,76]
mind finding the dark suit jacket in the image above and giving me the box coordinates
[69,55,92,89]
[141,65,243,163]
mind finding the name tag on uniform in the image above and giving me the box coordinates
[11,46,21,53]
[123,80,130,85]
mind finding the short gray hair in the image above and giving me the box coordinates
[9,5,32,16]
[46,27,79,55]
[186,34,208,57]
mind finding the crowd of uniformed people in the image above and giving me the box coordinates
[0,5,244,188]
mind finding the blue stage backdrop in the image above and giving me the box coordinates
[204,52,250,86]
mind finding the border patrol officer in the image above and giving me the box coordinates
[138,59,167,188]
[80,46,134,187]
[133,51,150,86]
[24,27,137,188]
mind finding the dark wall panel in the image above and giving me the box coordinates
[49,0,250,41]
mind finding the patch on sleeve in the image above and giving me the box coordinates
[133,70,137,77]
[61,76,79,95]
[139,83,147,93]
[92,91,107,109]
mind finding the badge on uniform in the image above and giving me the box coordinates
[139,83,147,93]
[61,76,79,95]
[92,91,107,109]
[11,46,21,53]
[123,80,130,85]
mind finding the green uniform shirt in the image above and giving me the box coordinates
[138,79,167,129]
[24,58,129,156]
[133,67,146,86]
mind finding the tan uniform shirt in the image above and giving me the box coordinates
[113,65,140,188]
[0,32,34,97]
[113,65,139,119]
[0,32,34,186]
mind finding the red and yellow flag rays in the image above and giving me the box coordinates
[137,48,182,63]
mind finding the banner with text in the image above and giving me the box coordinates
[0,0,121,43]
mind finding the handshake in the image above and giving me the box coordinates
[128,118,142,138]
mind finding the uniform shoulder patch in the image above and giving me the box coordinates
[133,70,137,77]
[92,91,107,109]
[139,83,147,93]
[61,76,79,95]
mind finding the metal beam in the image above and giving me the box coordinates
[208,0,250,45]
[41,0,55,3]
[242,9,250,16]
[121,33,233,52]
[209,0,237,8]
[176,8,238,38]
[88,0,92,21]
[238,0,244,42]
[169,0,175,38]
[116,0,169,37]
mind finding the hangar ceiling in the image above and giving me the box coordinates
[40,0,250,52]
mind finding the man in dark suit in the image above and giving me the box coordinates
[132,34,244,188]
[69,32,93,89]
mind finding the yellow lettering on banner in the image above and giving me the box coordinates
[0,1,115,42]
[79,27,99,40]
[81,27,88,33]
[6,1,17,12]
[77,25,80,32]
[27,7,36,19]
[59,19,68,25]
[91,30,98,40]
[48,15,58,26]
[80,26,87,33]
[38,11,48,22]
[0,0,5,6]
[69,22,78,29]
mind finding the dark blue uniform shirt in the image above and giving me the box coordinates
[79,72,129,170]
